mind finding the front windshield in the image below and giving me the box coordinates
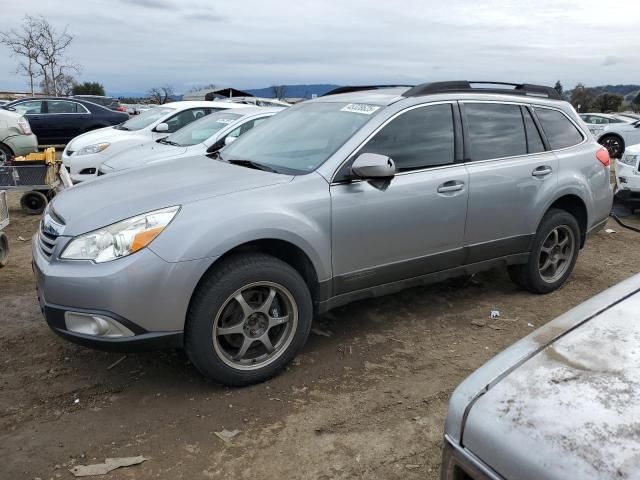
[119,107,173,130]
[221,102,380,174]
[167,111,242,146]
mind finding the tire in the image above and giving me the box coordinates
[0,232,8,268]
[508,208,580,294]
[0,143,13,166]
[20,191,48,215]
[185,253,313,386]
[599,134,624,159]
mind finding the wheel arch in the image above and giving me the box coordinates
[543,194,589,247]
[187,237,326,322]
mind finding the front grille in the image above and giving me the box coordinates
[38,226,58,260]
[39,208,65,261]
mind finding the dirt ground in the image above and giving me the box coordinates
[1,192,639,480]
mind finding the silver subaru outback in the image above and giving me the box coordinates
[33,81,613,386]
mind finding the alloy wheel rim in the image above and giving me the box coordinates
[212,281,298,370]
[539,225,575,283]
[602,137,622,158]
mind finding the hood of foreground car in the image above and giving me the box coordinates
[458,278,640,480]
[101,141,191,172]
[51,155,293,236]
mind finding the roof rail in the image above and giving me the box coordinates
[321,85,414,97]
[403,81,561,100]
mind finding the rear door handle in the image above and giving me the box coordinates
[437,181,465,193]
[532,166,553,177]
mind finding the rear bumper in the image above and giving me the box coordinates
[5,133,39,156]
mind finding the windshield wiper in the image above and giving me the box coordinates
[158,138,181,147]
[227,159,277,173]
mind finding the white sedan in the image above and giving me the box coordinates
[62,101,251,182]
[98,107,283,175]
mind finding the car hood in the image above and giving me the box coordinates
[457,276,640,480]
[51,155,293,236]
[66,126,131,151]
[101,141,194,172]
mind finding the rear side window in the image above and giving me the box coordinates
[465,103,527,161]
[47,100,86,114]
[523,108,545,154]
[360,103,455,171]
[535,108,584,150]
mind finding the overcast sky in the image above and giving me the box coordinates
[1,0,638,95]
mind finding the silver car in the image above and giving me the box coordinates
[442,273,640,479]
[33,81,613,386]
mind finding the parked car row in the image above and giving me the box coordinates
[61,100,253,182]
[33,81,613,389]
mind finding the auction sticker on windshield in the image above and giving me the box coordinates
[216,118,235,124]
[340,104,381,115]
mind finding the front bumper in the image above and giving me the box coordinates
[614,160,640,206]
[5,133,39,157]
[32,234,212,350]
[61,150,103,182]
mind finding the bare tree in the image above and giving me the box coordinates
[0,16,41,94]
[0,15,79,96]
[270,85,287,100]
[148,85,175,104]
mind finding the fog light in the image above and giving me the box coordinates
[64,312,134,338]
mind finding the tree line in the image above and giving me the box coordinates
[555,80,640,113]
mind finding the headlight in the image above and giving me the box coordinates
[61,206,179,263]
[619,154,639,167]
[75,143,110,156]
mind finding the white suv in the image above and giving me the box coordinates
[62,101,250,182]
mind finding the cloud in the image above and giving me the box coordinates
[602,55,619,67]
[116,0,177,10]
[182,12,226,22]
[0,0,639,94]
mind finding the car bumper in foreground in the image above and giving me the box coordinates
[32,233,211,351]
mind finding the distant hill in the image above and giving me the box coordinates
[246,84,339,99]
[565,84,640,101]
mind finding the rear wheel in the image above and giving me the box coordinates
[600,134,624,159]
[185,253,313,386]
[20,191,48,215]
[508,209,580,293]
[0,232,9,267]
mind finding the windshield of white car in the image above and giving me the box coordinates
[167,111,243,146]
[117,107,173,131]
[221,102,380,174]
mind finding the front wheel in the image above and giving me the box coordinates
[508,209,580,294]
[185,253,313,386]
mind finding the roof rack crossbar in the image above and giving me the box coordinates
[321,85,414,97]
[403,81,561,100]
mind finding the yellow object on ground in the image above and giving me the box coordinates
[13,147,56,165]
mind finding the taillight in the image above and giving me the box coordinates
[18,116,32,135]
[118,105,126,112]
[596,147,610,167]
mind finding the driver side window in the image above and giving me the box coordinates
[359,103,455,171]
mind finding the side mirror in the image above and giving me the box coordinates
[351,153,396,180]
[154,122,169,132]
[206,138,225,154]
[224,136,237,146]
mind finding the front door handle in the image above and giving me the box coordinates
[532,166,553,177]
[437,181,465,193]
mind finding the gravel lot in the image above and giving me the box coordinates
[1,191,639,480]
